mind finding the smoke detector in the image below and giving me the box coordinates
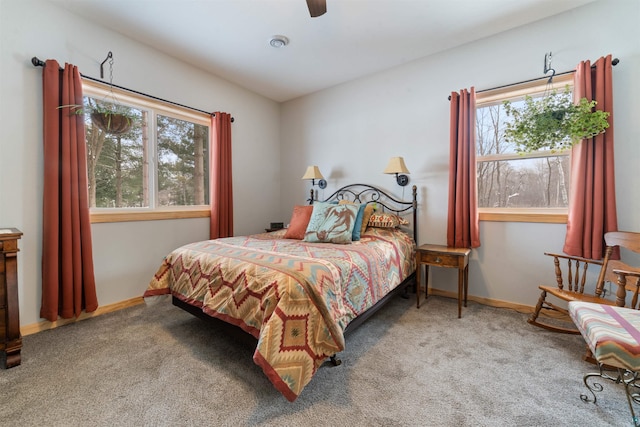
[269,35,289,48]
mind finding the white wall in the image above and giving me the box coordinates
[280,0,640,307]
[0,0,282,326]
[2,0,638,328]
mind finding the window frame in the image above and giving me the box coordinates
[81,80,211,223]
[475,73,573,223]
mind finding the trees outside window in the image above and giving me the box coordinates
[157,114,209,207]
[475,75,572,212]
[81,81,209,212]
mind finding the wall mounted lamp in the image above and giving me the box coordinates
[383,157,410,186]
[301,165,327,189]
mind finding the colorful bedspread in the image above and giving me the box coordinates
[144,227,415,401]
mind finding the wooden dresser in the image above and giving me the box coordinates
[0,228,23,368]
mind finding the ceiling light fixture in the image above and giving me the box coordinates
[269,35,289,48]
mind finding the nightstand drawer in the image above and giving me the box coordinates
[417,251,460,267]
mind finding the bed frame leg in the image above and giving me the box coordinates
[401,283,410,299]
[400,276,415,299]
[330,354,342,366]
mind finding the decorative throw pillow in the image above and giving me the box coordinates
[368,212,409,228]
[338,200,366,241]
[360,204,375,235]
[303,202,359,244]
[283,205,314,239]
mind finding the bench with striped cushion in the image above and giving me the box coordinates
[569,301,640,371]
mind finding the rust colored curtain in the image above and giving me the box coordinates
[209,112,234,239]
[447,88,480,248]
[563,55,618,259]
[41,60,98,321]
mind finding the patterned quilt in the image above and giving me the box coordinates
[144,227,415,401]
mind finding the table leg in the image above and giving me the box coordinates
[463,265,469,307]
[417,264,430,309]
[424,265,429,302]
[416,262,421,308]
[457,267,463,318]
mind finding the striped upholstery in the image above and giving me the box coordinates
[569,301,640,371]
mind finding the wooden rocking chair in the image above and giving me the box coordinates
[528,231,640,334]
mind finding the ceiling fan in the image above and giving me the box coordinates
[306,0,327,17]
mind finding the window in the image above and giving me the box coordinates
[81,80,211,222]
[475,74,573,223]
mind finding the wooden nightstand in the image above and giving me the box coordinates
[416,244,471,318]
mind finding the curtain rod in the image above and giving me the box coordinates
[447,57,620,100]
[31,56,234,122]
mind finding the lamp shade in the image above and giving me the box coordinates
[383,157,410,175]
[301,165,325,180]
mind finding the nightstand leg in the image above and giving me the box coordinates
[457,267,463,318]
[416,263,421,308]
[424,265,429,302]
[463,265,469,307]
[417,264,430,309]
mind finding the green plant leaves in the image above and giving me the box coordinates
[502,86,610,153]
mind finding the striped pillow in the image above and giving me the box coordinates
[368,212,408,228]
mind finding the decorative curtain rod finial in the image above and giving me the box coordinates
[31,57,45,67]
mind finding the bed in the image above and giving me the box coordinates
[144,184,418,401]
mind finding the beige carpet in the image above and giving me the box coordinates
[0,294,631,426]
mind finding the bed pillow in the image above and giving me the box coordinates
[360,204,375,235]
[338,200,366,241]
[303,202,360,244]
[368,212,409,228]
[283,205,314,240]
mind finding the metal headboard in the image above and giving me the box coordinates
[310,184,418,242]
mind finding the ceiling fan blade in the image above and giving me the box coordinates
[306,0,327,17]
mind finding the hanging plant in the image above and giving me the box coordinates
[90,112,132,135]
[502,86,610,153]
[59,102,138,136]
[58,51,138,136]
[88,103,136,135]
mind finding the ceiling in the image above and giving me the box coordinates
[48,0,597,102]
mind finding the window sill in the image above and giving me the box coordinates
[90,208,210,224]
[479,209,567,224]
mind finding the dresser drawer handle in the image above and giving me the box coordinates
[435,257,442,263]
